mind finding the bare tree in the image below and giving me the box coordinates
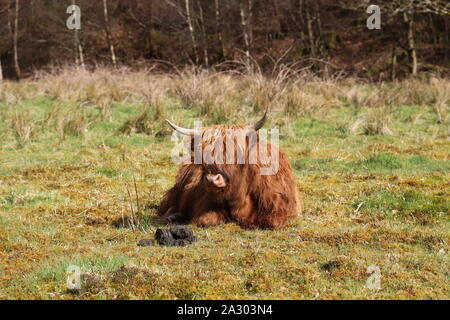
[103,0,117,67]
[403,1,417,75]
[391,45,398,80]
[165,0,199,64]
[383,0,449,76]
[406,0,450,75]
[185,0,199,64]
[239,0,253,66]
[72,0,85,69]
[272,0,282,36]
[128,1,156,59]
[305,0,315,57]
[336,0,442,76]
[196,0,209,66]
[313,1,323,56]
[12,0,20,79]
[214,0,226,59]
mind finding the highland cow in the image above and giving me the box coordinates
[157,111,301,229]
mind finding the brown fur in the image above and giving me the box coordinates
[157,125,301,229]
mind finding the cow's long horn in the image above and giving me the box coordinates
[250,108,268,131]
[165,119,200,136]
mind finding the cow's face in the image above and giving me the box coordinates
[167,109,268,195]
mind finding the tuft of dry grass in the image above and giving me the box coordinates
[284,80,339,116]
[349,106,394,136]
[119,108,153,136]
[245,63,296,113]
[142,92,165,122]
[11,109,38,144]
[428,78,449,124]
[56,105,88,140]
[119,177,143,232]
[171,67,214,109]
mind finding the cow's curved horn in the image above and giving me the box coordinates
[165,119,200,136]
[250,108,268,131]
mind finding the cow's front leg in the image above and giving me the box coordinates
[230,195,258,229]
[166,212,186,224]
[232,193,289,229]
[192,210,226,227]
[161,207,188,224]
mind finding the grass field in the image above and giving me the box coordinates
[0,68,448,299]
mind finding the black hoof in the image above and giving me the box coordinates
[165,212,183,224]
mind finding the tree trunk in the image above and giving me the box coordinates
[298,0,305,26]
[148,1,155,58]
[196,0,209,66]
[184,0,199,64]
[288,0,306,46]
[313,1,322,56]
[72,0,85,69]
[74,28,85,69]
[103,0,117,67]
[403,2,417,76]
[247,0,254,45]
[428,14,438,48]
[13,0,21,79]
[240,0,251,66]
[272,0,282,36]
[305,1,315,57]
[129,2,155,59]
[391,46,397,80]
[446,15,450,62]
[77,35,85,69]
[214,0,226,59]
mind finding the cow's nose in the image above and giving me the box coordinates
[206,174,220,183]
[206,173,226,188]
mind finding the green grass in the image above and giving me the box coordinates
[0,187,66,209]
[293,153,450,174]
[0,92,449,300]
[353,190,449,223]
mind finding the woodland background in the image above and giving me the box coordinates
[0,0,449,80]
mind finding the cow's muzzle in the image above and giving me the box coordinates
[205,173,227,189]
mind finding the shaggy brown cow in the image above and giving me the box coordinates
[157,111,301,229]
